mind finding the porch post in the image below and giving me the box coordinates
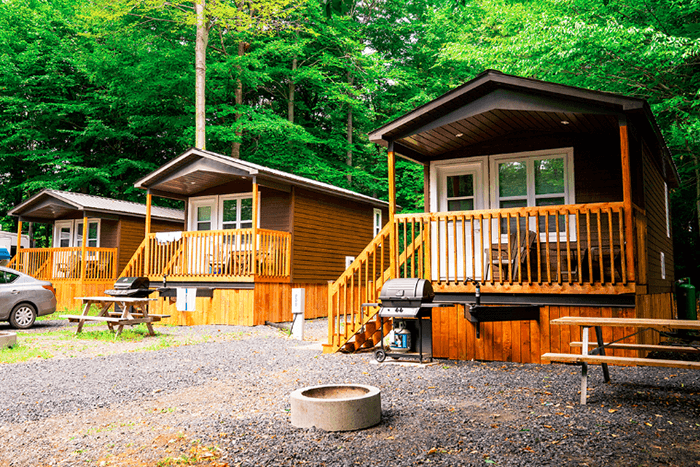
[252,176,259,276]
[388,140,396,278]
[15,219,22,270]
[144,191,152,276]
[619,119,636,282]
[80,214,88,282]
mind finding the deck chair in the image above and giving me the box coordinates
[487,230,537,282]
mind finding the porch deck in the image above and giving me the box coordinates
[120,228,291,283]
[9,247,118,282]
[325,202,643,353]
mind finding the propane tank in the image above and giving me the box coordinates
[676,278,697,321]
[390,319,412,352]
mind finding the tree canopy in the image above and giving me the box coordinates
[1,0,698,278]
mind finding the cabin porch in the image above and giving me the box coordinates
[8,247,118,310]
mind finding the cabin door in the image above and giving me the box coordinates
[188,197,218,274]
[433,161,487,282]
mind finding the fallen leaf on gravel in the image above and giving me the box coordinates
[427,448,437,454]
[385,436,394,440]
[645,423,653,427]
[608,409,617,413]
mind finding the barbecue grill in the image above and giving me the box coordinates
[104,277,154,298]
[365,278,452,363]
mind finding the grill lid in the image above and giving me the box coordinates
[113,276,150,290]
[379,278,434,307]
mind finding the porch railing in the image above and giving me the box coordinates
[8,247,118,282]
[395,202,630,288]
[120,229,291,281]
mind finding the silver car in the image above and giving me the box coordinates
[0,266,57,329]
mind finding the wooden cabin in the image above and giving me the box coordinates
[125,147,390,326]
[325,70,679,363]
[8,189,184,310]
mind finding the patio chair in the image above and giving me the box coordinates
[487,230,536,282]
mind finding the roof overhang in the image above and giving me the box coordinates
[137,148,391,208]
[369,69,679,188]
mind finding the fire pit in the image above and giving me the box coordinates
[290,384,381,431]
[0,331,17,349]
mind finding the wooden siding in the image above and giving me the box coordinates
[54,281,114,312]
[291,188,386,283]
[642,145,674,294]
[117,217,146,275]
[260,187,291,232]
[156,282,329,326]
[100,219,119,249]
[430,298,675,363]
[635,292,676,350]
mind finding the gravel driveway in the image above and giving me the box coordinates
[0,319,698,466]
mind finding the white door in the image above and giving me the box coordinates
[433,162,487,282]
[54,221,73,248]
[188,198,217,274]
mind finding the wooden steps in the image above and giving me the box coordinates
[340,319,392,353]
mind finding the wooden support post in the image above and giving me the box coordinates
[15,220,22,266]
[620,123,636,283]
[145,191,152,237]
[80,215,88,282]
[252,177,259,276]
[388,141,396,279]
[144,192,152,276]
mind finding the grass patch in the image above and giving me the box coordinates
[37,305,104,322]
[73,324,156,342]
[0,343,53,363]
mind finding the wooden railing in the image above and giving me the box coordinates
[395,202,631,289]
[9,247,118,282]
[325,201,635,353]
[120,229,291,281]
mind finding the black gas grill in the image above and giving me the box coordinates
[104,277,154,298]
[365,278,453,363]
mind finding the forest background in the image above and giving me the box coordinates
[1,0,699,282]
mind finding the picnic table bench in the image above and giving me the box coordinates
[61,296,169,338]
[542,316,700,405]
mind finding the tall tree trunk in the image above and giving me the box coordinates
[288,57,297,123]
[346,70,353,184]
[27,222,34,248]
[690,144,700,235]
[231,41,246,159]
[195,0,208,150]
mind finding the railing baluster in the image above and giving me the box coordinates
[565,208,572,284]
[596,209,604,283]
[608,207,616,285]
[618,207,627,284]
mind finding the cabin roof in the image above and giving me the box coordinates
[135,148,390,208]
[369,69,678,187]
[9,189,185,223]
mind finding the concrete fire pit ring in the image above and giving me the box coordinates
[290,384,381,431]
[0,331,17,349]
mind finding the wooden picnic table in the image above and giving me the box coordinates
[60,296,167,338]
[542,316,700,405]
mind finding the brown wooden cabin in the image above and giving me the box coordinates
[8,189,184,310]
[126,147,390,326]
[325,70,679,363]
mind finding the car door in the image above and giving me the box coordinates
[0,270,22,319]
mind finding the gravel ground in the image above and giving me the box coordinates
[0,319,698,467]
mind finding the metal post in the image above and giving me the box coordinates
[581,326,589,405]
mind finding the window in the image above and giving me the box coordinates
[221,195,253,230]
[446,174,475,211]
[661,251,666,280]
[75,220,99,247]
[196,205,213,231]
[58,226,71,247]
[0,270,18,284]
[495,155,569,208]
[373,208,382,237]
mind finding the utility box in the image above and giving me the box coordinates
[292,288,305,339]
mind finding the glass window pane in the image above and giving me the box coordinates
[535,197,566,207]
[240,198,253,221]
[197,206,212,222]
[499,161,527,197]
[240,221,253,229]
[446,175,473,198]
[447,199,474,211]
[197,222,211,231]
[222,222,237,230]
[499,199,527,209]
[88,222,98,241]
[75,223,84,247]
[222,200,238,224]
[60,227,71,248]
[534,158,565,195]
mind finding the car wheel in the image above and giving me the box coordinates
[9,303,36,329]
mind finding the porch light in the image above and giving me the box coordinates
[560,120,570,125]
[455,133,464,137]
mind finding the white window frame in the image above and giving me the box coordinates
[665,182,670,238]
[489,148,575,241]
[74,219,101,248]
[220,193,255,230]
[188,193,259,231]
[373,208,382,237]
[54,219,101,248]
[661,251,666,280]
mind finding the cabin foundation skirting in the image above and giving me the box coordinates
[430,292,675,363]
[55,281,114,312]
[154,282,330,327]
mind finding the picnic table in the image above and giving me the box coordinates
[60,296,167,338]
[542,316,700,405]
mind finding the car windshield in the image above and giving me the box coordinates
[0,270,19,284]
